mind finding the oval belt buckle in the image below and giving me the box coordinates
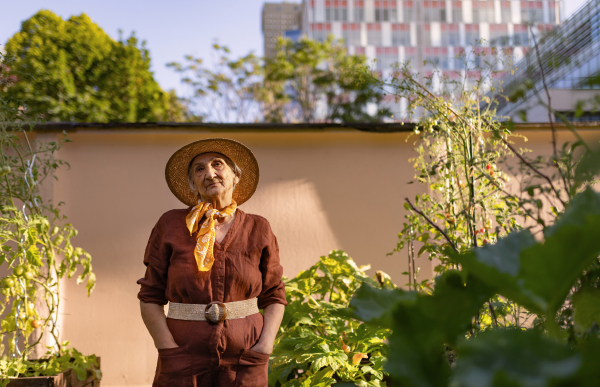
[205,301,228,324]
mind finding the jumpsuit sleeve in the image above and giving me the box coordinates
[257,221,288,309]
[137,217,170,306]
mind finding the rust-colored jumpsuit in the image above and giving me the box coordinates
[137,208,287,387]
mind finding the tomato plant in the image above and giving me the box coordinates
[0,53,99,385]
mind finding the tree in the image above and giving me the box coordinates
[168,37,390,123]
[263,36,390,123]
[2,10,186,122]
[167,43,263,123]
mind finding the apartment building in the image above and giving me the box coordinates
[302,0,564,117]
[262,2,303,58]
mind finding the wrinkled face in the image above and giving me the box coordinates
[190,152,240,202]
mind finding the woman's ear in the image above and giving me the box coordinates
[234,175,240,187]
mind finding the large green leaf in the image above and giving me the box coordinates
[571,336,600,387]
[451,329,581,387]
[351,271,494,387]
[571,287,600,332]
[349,285,411,327]
[572,146,600,195]
[451,187,600,317]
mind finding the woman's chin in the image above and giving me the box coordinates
[201,189,228,200]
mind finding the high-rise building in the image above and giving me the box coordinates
[302,0,564,118]
[262,2,303,58]
[496,0,600,122]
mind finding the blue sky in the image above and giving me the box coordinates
[0,0,589,95]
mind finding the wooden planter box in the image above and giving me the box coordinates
[6,359,101,387]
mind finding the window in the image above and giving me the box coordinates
[548,2,558,23]
[424,48,450,69]
[490,25,510,46]
[354,7,365,21]
[452,1,462,22]
[376,48,399,70]
[375,1,398,22]
[520,2,544,23]
[367,24,382,45]
[404,48,417,66]
[472,1,495,23]
[342,24,362,45]
[326,7,349,21]
[441,24,460,46]
[313,30,330,41]
[423,1,447,22]
[423,25,432,46]
[513,25,529,46]
[465,25,480,46]
[403,1,414,22]
[392,25,411,46]
[311,23,332,42]
[501,2,512,23]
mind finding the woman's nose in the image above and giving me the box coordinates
[205,165,217,178]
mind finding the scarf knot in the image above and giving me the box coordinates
[186,200,237,271]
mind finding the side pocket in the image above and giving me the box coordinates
[155,346,191,387]
[234,349,270,387]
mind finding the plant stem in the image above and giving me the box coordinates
[405,198,458,252]
[488,300,499,327]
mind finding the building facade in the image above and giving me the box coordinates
[303,0,564,117]
[262,2,303,58]
[496,0,600,122]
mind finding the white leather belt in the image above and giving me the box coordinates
[167,298,259,324]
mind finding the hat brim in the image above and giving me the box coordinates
[165,138,259,207]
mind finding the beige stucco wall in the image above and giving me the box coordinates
[35,126,600,386]
[48,129,426,387]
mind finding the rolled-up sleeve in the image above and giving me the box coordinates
[257,225,287,309]
[137,219,170,306]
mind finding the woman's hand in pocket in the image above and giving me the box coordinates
[249,341,272,355]
[156,338,180,350]
[157,344,180,350]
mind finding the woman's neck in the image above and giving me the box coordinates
[202,195,232,211]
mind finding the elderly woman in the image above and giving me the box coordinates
[137,138,286,387]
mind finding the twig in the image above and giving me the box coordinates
[500,139,566,208]
[488,300,499,327]
[529,27,557,161]
[405,198,458,252]
[530,26,569,193]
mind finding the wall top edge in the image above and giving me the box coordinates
[24,122,417,133]
[9,121,600,133]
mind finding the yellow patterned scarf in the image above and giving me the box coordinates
[186,200,237,271]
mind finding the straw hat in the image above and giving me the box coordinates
[165,138,259,207]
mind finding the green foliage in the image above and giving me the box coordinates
[167,43,262,123]
[0,80,99,382]
[2,10,185,122]
[263,36,390,123]
[270,251,393,387]
[451,187,600,322]
[451,329,582,387]
[169,37,390,123]
[0,346,102,387]
[349,187,600,387]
